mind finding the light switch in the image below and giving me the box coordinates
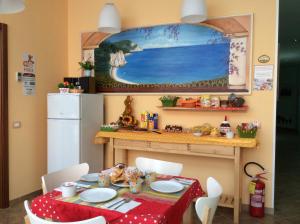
[13,121,21,128]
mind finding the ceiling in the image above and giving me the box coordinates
[279,0,300,63]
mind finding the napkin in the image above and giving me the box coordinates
[54,182,92,192]
[171,178,195,185]
[102,197,141,213]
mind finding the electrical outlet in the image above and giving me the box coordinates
[13,121,21,129]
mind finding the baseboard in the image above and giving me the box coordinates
[242,204,274,215]
[9,189,42,206]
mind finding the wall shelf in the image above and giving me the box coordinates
[157,106,248,112]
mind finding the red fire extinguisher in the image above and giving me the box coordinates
[244,162,267,218]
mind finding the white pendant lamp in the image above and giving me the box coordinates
[181,0,207,23]
[0,0,25,14]
[98,3,121,34]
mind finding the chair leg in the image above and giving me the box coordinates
[24,215,31,224]
[202,206,211,224]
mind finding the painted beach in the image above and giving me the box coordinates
[93,23,233,92]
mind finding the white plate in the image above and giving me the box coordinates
[112,182,130,188]
[150,180,184,193]
[80,173,99,182]
[79,188,117,203]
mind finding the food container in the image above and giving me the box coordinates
[237,125,257,138]
[180,99,197,108]
[220,100,229,108]
[140,112,149,129]
[100,124,119,132]
[61,182,76,198]
[200,95,211,107]
[129,178,143,194]
[159,96,179,107]
[211,96,220,108]
[145,172,157,186]
[98,173,110,187]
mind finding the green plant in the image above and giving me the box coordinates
[159,95,179,107]
[79,59,94,70]
[57,81,74,89]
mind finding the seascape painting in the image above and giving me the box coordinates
[81,15,252,93]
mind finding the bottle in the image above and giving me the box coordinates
[220,115,231,136]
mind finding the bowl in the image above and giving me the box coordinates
[193,132,202,137]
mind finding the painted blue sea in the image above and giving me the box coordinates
[116,43,230,84]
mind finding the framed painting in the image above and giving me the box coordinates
[81,14,252,93]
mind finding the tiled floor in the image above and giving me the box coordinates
[1,130,299,224]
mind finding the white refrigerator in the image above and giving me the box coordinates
[47,93,103,173]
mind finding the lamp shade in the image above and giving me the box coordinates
[98,3,121,34]
[181,0,207,23]
[0,0,25,14]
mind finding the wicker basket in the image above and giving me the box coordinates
[237,126,257,138]
[160,98,179,107]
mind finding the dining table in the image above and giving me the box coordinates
[30,175,204,224]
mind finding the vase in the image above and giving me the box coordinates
[59,88,69,93]
[83,70,92,77]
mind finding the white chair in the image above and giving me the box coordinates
[24,200,106,224]
[42,163,89,194]
[195,177,223,224]
[135,157,183,176]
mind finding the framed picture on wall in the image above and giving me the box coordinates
[81,14,253,93]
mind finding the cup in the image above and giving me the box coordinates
[145,172,156,186]
[129,178,143,194]
[226,131,234,139]
[98,173,110,187]
[61,182,76,198]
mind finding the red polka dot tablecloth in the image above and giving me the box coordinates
[31,177,204,224]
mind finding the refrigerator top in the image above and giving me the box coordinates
[48,94,81,119]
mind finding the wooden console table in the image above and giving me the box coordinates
[95,130,257,224]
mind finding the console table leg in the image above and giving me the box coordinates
[234,147,241,224]
[114,147,128,165]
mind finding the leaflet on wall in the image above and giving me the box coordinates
[253,65,273,91]
[22,53,36,96]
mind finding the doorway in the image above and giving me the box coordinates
[275,0,300,219]
[0,23,8,208]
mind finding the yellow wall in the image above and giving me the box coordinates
[68,0,277,208]
[0,0,68,200]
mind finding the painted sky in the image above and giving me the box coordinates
[104,24,230,49]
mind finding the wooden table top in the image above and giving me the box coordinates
[95,130,257,148]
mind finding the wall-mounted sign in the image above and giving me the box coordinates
[22,53,36,96]
[254,65,273,91]
[258,55,270,63]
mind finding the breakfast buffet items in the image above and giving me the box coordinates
[219,116,231,136]
[159,94,246,110]
[159,95,179,107]
[200,95,211,107]
[100,124,119,132]
[211,96,220,108]
[192,123,213,136]
[148,113,159,130]
[165,125,183,132]
[237,122,258,138]
[228,93,245,107]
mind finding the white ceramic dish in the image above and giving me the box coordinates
[193,132,202,137]
[150,180,184,193]
[79,188,117,203]
[80,173,100,182]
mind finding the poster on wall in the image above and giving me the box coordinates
[81,14,253,93]
[253,65,273,91]
[22,53,36,96]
